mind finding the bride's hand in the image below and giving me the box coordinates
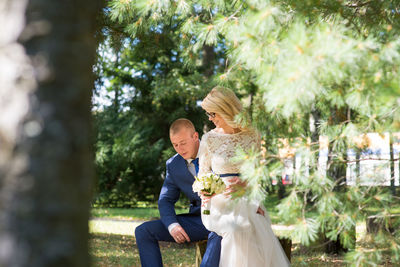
[256,206,265,216]
[200,191,215,206]
[224,176,247,198]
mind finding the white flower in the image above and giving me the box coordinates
[192,173,226,196]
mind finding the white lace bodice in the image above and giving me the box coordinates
[198,129,260,177]
[197,129,290,267]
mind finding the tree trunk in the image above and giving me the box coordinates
[113,52,121,113]
[0,0,100,266]
[390,134,396,195]
[202,44,215,78]
[312,108,355,254]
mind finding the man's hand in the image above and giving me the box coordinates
[224,176,247,198]
[170,225,191,244]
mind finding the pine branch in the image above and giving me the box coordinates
[346,1,374,8]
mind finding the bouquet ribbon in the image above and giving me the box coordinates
[218,173,240,177]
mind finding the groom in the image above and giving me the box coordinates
[135,118,222,267]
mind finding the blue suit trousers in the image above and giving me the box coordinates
[135,214,221,267]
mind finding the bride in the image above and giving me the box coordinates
[198,86,290,267]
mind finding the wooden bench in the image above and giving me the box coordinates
[195,240,208,267]
[195,237,292,265]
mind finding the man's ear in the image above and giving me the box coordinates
[193,131,199,140]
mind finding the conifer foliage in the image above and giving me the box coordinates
[94,0,227,206]
[104,0,400,264]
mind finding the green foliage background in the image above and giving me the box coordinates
[92,5,225,206]
[93,0,400,264]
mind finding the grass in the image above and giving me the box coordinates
[91,195,282,223]
[91,200,192,221]
[92,207,161,220]
[88,206,342,266]
[90,231,350,267]
[89,202,398,266]
[90,233,196,267]
[90,219,142,236]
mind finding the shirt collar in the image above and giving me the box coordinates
[186,150,199,164]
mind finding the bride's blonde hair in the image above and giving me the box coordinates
[201,86,248,130]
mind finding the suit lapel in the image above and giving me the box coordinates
[173,155,194,180]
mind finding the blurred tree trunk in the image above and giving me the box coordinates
[322,108,355,254]
[202,44,215,78]
[389,134,396,195]
[0,0,100,266]
[324,155,355,253]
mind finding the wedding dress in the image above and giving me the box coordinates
[198,129,290,267]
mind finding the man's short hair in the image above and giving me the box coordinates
[170,118,196,136]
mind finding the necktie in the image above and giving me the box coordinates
[192,158,199,175]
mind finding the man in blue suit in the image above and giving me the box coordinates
[135,118,222,267]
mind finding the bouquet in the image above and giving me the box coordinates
[192,173,226,215]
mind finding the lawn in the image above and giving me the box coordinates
[89,202,397,266]
[90,233,196,267]
[89,231,348,267]
[91,195,283,223]
[89,204,343,267]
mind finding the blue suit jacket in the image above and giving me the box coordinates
[158,153,202,228]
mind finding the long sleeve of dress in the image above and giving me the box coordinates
[197,129,290,267]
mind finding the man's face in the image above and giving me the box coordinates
[170,128,199,160]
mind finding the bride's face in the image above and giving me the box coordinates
[208,112,229,129]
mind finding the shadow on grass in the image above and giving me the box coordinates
[291,243,346,267]
[90,233,196,267]
[91,232,395,266]
[90,232,349,267]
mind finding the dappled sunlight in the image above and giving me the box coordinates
[90,233,196,267]
[90,209,395,266]
[90,219,141,236]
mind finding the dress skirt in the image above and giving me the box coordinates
[201,193,290,267]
